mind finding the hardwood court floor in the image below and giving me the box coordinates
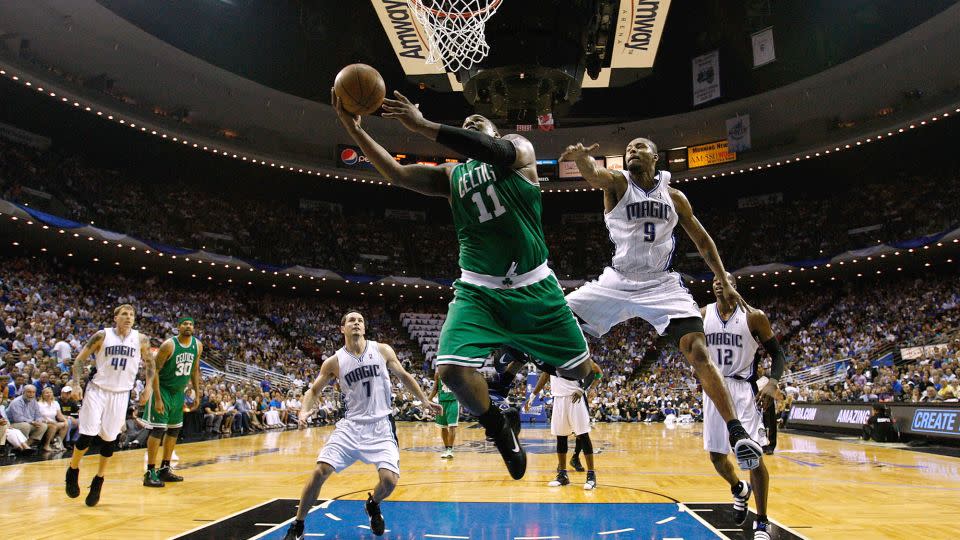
[2,422,958,539]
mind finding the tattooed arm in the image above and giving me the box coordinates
[72,331,105,400]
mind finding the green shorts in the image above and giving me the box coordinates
[142,387,186,429]
[435,400,460,427]
[436,276,589,370]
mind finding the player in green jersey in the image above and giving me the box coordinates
[428,370,460,459]
[334,89,592,480]
[142,316,202,487]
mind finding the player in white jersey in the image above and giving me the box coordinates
[701,273,785,540]
[559,139,762,470]
[65,304,155,507]
[283,311,440,540]
[526,360,602,490]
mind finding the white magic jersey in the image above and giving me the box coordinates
[549,375,583,397]
[336,340,392,422]
[93,327,142,392]
[703,304,760,379]
[606,170,677,275]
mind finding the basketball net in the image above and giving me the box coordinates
[406,0,502,72]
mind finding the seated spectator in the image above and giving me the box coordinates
[36,386,68,452]
[0,403,33,454]
[57,385,80,448]
[120,406,151,449]
[5,385,48,447]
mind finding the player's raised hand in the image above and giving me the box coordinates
[381,90,425,132]
[560,142,599,162]
[720,279,747,310]
[331,87,361,131]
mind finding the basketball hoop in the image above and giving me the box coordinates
[407,0,503,72]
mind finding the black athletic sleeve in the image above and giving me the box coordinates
[761,337,786,381]
[436,125,517,168]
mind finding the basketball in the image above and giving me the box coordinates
[334,63,386,116]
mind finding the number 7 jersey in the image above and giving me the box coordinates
[336,340,393,422]
[449,159,549,277]
[605,169,678,275]
[93,327,142,392]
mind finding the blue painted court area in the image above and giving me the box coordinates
[258,500,716,539]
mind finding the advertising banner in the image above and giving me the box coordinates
[751,27,776,68]
[610,0,673,69]
[726,114,751,152]
[687,140,736,168]
[787,402,960,440]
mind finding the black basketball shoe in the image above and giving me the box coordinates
[488,408,526,480]
[548,468,570,487]
[365,493,386,536]
[85,475,104,507]
[143,469,165,488]
[65,466,80,498]
[158,466,184,482]
[569,454,585,472]
[282,520,304,540]
[732,480,753,525]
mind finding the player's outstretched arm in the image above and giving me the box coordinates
[748,309,786,405]
[560,142,623,191]
[525,371,550,411]
[381,344,442,414]
[190,341,203,410]
[300,355,340,421]
[382,91,534,171]
[428,370,440,402]
[671,187,744,308]
[71,330,105,399]
[331,88,451,198]
[141,334,164,413]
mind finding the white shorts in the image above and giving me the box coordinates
[317,417,400,476]
[78,383,129,442]
[550,395,592,436]
[565,268,701,337]
[702,378,769,454]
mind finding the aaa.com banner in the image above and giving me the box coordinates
[687,140,736,169]
[787,402,960,440]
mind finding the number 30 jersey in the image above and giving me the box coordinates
[158,336,199,392]
[703,304,760,379]
[606,169,678,275]
[449,159,549,277]
[93,327,142,392]
[336,340,393,422]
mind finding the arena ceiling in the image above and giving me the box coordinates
[96,0,958,127]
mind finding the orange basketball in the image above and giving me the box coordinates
[334,64,386,116]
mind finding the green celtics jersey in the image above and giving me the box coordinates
[160,336,198,391]
[450,159,549,277]
[438,379,456,402]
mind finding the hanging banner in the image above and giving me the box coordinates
[610,0,673,69]
[370,0,447,76]
[687,140,736,168]
[751,27,776,68]
[692,50,721,105]
[726,114,751,153]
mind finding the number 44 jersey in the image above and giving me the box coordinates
[93,327,142,392]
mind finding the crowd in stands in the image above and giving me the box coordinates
[3,138,959,280]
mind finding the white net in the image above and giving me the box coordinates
[406,0,502,72]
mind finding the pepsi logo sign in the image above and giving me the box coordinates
[341,148,360,165]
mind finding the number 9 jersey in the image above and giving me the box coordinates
[93,327,142,392]
[605,169,677,276]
